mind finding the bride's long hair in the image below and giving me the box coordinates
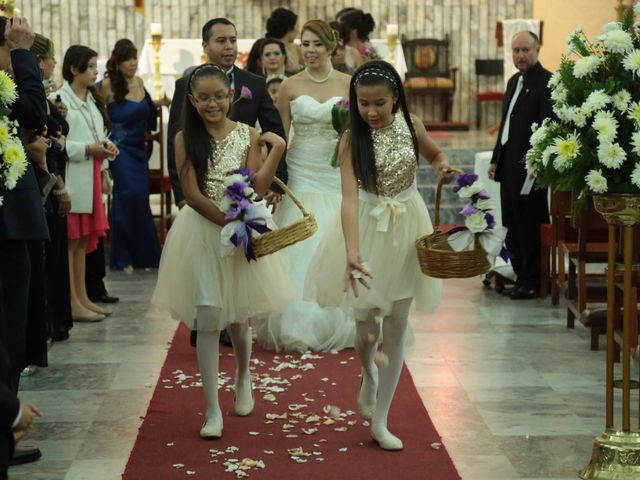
[346,60,417,194]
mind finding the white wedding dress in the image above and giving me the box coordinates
[254,95,355,352]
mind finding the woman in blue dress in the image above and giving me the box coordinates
[100,39,164,271]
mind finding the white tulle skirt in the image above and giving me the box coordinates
[253,190,355,352]
[304,185,441,319]
[152,205,292,331]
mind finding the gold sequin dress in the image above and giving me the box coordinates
[305,115,442,318]
[152,123,292,331]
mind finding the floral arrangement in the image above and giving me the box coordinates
[330,97,349,167]
[524,4,640,207]
[219,167,272,261]
[447,173,508,263]
[0,0,16,17]
[0,71,28,206]
[357,43,380,61]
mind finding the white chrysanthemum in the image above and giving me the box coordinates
[623,49,640,76]
[457,181,484,199]
[0,72,17,106]
[603,29,634,54]
[592,110,618,143]
[529,124,548,147]
[612,89,632,112]
[632,163,640,188]
[631,130,640,156]
[219,194,233,213]
[2,140,27,190]
[222,173,246,187]
[597,142,626,169]
[475,197,493,211]
[464,211,488,234]
[541,145,555,167]
[635,3,640,16]
[628,101,640,125]
[601,21,623,34]
[573,55,602,78]
[571,109,588,127]
[582,89,611,114]
[550,83,567,103]
[548,72,561,89]
[525,155,539,176]
[585,169,608,193]
[554,104,575,123]
[0,121,9,146]
[553,154,572,172]
[554,131,581,161]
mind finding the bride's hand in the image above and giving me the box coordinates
[259,131,286,151]
[344,254,372,297]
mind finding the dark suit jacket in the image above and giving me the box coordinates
[167,65,288,204]
[0,341,19,479]
[0,49,49,241]
[490,61,554,185]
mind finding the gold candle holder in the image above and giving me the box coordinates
[150,23,163,101]
[386,24,398,67]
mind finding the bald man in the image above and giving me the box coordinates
[488,31,554,300]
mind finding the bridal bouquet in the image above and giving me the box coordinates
[447,173,509,264]
[0,71,28,206]
[524,5,640,208]
[220,168,272,261]
[330,97,349,167]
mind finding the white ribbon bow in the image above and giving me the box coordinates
[369,198,407,246]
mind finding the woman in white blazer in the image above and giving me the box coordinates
[52,45,119,322]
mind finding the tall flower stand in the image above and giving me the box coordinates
[581,194,640,479]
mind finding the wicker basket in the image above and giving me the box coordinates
[415,168,491,279]
[253,177,317,258]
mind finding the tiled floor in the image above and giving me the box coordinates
[9,268,610,480]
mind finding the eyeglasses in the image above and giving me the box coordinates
[189,93,229,105]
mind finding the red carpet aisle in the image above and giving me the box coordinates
[123,323,460,479]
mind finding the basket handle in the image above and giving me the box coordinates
[271,176,310,216]
[434,166,464,228]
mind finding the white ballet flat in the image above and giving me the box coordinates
[200,419,223,439]
[234,382,255,416]
[371,429,404,451]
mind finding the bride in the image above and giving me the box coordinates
[254,19,353,352]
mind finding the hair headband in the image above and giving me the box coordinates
[188,63,228,91]
[354,67,397,87]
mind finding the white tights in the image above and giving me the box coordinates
[354,298,412,449]
[195,307,253,432]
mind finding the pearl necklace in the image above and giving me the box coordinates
[305,65,334,83]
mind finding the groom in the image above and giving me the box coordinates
[168,17,287,206]
[167,17,288,347]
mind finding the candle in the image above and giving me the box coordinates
[150,23,162,36]
[386,24,398,37]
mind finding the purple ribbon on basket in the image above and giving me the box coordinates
[229,219,272,261]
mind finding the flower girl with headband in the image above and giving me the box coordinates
[152,63,290,439]
[305,60,455,450]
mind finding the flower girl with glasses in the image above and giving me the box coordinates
[152,63,290,439]
[305,60,455,450]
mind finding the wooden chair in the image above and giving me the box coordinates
[148,106,172,243]
[562,200,609,350]
[474,59,504,129]
[401,34,458,122]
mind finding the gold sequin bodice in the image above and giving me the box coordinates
[203,122,251,203]
[371,115,416,197]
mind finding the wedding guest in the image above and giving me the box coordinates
[253,19,352,353]
[0,14,49,468]
[30,33,73,343]
[244,38,264,76]
[488,31,553,300]
[100,38,161,272]
[152,64,290,439]
[266,74,284,104]
[167,17,288,348]
[265,7,301,75]
[261,38,287,77]
[338,9,377,69]
[54,45,119,322]
[305,60,454,450]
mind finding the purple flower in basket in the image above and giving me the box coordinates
[225,197,253,221]
[233,167,254,180]
[485,212,496,230]
[460,203,480,217]
[224,182,250,202]
[477,189,490,199]
[452,173,479,193]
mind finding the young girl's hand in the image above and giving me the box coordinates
[437,164,456,184]
[258,131,286,151]
[344,254,373,297]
